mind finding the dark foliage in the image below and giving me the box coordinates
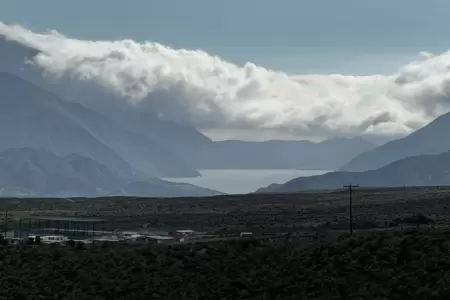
[1,230,450,299]
[2,187,450,235]
[391,213,435,227]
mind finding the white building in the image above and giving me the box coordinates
[28,235,69,244]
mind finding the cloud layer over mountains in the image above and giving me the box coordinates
[1,22,450,140]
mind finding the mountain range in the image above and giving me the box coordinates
[0,72,201,178]
[191,138,374,170]
[256,110,450,193]
[341,112,450,172]
[7,32,450,197]
[0,69,375,178]
[0,35,382,197]
[0,147,219,197]
[256,150,450,193]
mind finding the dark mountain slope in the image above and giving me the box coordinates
[0,36,375,173]
[0,148,221,197]
[341,112,450,171]
[0,72,135,178]
[0,147,122,196]
[257,150,450,193]
[0,72,199,177]
[56,101,200,177]
[0,37,203,176]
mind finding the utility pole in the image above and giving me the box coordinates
[343,184,359,234]
[3,210,7,238]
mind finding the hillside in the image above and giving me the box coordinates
[0,147,221,197]
[0,37,208,175]
[0,72,136,178]
[0,72,199,178]
[56,101,200,178]
[1,230,450,299]
[257,150,450,193]
[341,111,450,171]
[0,37,375,173]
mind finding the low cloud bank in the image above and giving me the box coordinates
[1,22,449,140]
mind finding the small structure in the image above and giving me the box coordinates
[138,235,175,244]
[19,216,108,238]
[240,232,253,238]
[120,231,144,241]
[28,235,69,244]
[175,229,195,236]
[8,238,25,245]
[91,235,122,244]
[120,231,139,237]
[72,239,93,245]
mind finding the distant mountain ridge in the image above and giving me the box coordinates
[341,111,450,172]
[0,147,221,197]
[0,35,379,193]
[0,72,136,177]
[0,72,200,178]
[256,150,450,193]
[190,137,375,170]
[0,68,374,175]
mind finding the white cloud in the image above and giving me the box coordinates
[1,22,450,141]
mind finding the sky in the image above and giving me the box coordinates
[2,0,450,142]
[3,0,450,74]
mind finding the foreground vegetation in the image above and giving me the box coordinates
[1,229,450,299]
[2,186,450,233]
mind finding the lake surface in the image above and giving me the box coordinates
[163,169,330,194]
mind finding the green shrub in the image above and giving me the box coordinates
[0,229,449,299]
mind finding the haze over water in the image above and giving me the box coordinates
[164,169,330,194]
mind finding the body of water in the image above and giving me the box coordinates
[163,169,330,195]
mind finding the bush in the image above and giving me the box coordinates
[1,229,450,299]
[393,213,435,226]
[75,241,85,250]
[318,219,380,230]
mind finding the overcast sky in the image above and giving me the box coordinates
[2,0,450,141]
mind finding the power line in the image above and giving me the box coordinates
[343,184,359,234]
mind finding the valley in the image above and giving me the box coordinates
[3,6,450,300]
[1,186,450,299]
[163,169,330,194]
[1,186,449,235]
